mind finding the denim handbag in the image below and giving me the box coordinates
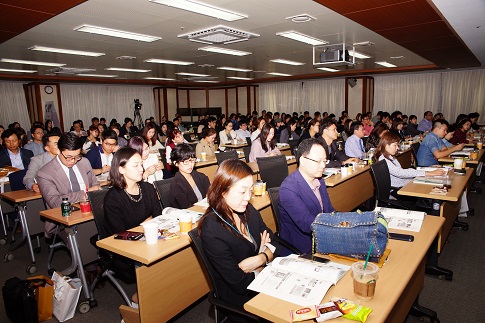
[311,211,389,258]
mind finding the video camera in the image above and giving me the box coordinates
[134,99,142,110]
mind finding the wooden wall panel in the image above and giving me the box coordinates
[227,88,237,116]
[189,90,206,109]
[237,87,248,115]
[209,89,225,112]
[166,88,177,120]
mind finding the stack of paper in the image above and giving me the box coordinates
[375,207,425,232]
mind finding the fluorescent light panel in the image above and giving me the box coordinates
[29,46,105,57]
[217,66,252,72]
[349,51,371,59]
[74,25,160,42]
[270,58,305,66]
[317,67,339,72]
[0,68,37,73]
[227,77,253,80]
[145,58,193,65]
[78,74,118,78]
[144,77,176,81]
[0,58,65,67]
[267,72,292,77]
[276,31,327,46]
[375,61,396,68]
[105,67,151,73]
[149,0,247,21]
[176,72,210,77]
[198,46,251,56]
[194,80,219,83]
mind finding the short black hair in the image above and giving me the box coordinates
[72,120,81,126]
[432,119,449,130]
[58,132,83,151]
[381,112,390,119]
[1,128,18,141]
[30,125,44,135]
[296,138,324,166]
[91,117,99,123]
[320,118,337,130]
[101,129,118,141]
[42,133,60,147]
[468,112,480,119]
[171,143,196,164]
[350,121,363,133]
[100,118,106,122]
[409,115,417,121]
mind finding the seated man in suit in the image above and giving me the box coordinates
[417,119,465,167]
[278,138,335,256]
[86,129,119,175]
[344,121,366,159]
[0,128,34,170]
[320,118,359,168]
[23,133,60,192]
[37,132,100,238]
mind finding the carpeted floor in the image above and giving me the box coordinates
[1,181,483,323]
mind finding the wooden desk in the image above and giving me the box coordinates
[221,142,248,148]
[246,157,297,176]
[245,216,445,323]
[97,194,272,323]
[1,189,43,273]
[438,148,484,164]
[398,169,473,253]
[324,166,374,211]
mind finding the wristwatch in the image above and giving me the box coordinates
[260,252,269,267]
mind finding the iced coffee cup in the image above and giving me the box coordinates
[200,151,207,161]
[351,262,378,300]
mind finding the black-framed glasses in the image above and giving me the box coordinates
[303,156,327,164]
[60,151,82,162]
[182,158,197,165]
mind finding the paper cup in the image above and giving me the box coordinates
[179,213,192,234]
[142,223,159,245]
[341,166,349,176]
[453,159,463,170]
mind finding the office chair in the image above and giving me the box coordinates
[267,187,302,255]
[153,178,174,208]
[246,137,252,146]
[188,228,262,323]
[288,139,299,156]
[183,133,193,142]
[87,190,133,308]
[411,142,421,168]
[242,146,251,163]
[256,154,288,189]
[215,150,238,166]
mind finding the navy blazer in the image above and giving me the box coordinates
[278,169,335,256]
[85,145,106,170]
[0,148,33,169]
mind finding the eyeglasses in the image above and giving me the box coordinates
[304,156,327,164]
[60,151,82,162]
[103,142,117,147]
[182,158,197,165]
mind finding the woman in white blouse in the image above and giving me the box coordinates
[142,122,164,153]
[219,120,243,150]
[374,132,444,188]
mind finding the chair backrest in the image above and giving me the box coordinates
[242,146,251,163]
[257,154,288,189]
[153,178,174,208]
[87,189,110,239]
[411,142,420,166]
[369,160,392,202]
[267,187,282,232]
[245,137,252,146]
[158,148,167,166]
[215,150,238,165]
[8,170,27,191]
[183,133,192,142]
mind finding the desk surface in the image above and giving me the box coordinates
[0,189,42,203]
[221,143,248,148]
[398,168,473,201]
[324,165,369,187]
[40,207,93,226]
[247,157,296,173]
[244,215,445,323]
[438,148,483,164]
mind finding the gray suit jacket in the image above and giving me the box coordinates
[37,157,99,209]
[23,152,54,190]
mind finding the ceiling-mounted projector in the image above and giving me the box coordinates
[313,43,355,66]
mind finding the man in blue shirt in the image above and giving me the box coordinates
[345,121,365,159]
[417,111,434,132]
[417,120,465,166]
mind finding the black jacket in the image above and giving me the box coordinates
[0,148,33,169]
[321,139,350,168]
[169,171,210,209]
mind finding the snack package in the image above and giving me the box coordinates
[315,302,343,322]
[333,298,372,323]
[290,305,320,322]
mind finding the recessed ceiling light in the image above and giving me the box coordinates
[105,67,151,73]
[317,67,339,72]
[74,25,161,42]
[270,59,305,66]
[198,46,251,56]
[276,31,327,46]
[286,14,316,23]
[0,58,65,67]
[353,41,375,47]
[0,68,37,73]
[217,66,252,72]
[349,51,371,59]
[390,56,404,59]
[144,58,193,65]
[176,72,210,77]
[149,0,247,21]
[77,74,118,78]
[144,77,176,81]
[116,56,137,60]
[375,61,396,68]
[227,76,253,80]
[267,72,292,77]
[194,80,219,83]
[29,46,105,57]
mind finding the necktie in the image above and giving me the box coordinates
[69,167,81,192]
[359,140,365,152]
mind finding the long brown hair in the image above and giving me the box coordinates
[198,159,253,235]
[373,131,400,163]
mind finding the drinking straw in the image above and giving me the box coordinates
[363,244,373,270]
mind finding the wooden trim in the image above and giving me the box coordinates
[235,87,239,114]
[225,88,228,116]
[186,90,190,109]
[253,86,257,113]
[163,88,168,119]
[55,83,65,133]
[344,78,349,111]
[362,77,367,114]
[176,89,179,112]
[246,86,251,115]
[205,89,209,108]
[34,83,42,124]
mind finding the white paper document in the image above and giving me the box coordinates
[247,255,349,306]
[194,197,209,208]
[375,207,425,232]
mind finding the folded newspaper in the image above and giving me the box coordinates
[375,207,425,232]
[248,255,349,306]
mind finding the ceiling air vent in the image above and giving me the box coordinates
[47,67,96,74]
[178,25,259,44]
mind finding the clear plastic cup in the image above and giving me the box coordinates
[351,262,379,300]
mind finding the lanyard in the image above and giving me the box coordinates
[212,208,249,238]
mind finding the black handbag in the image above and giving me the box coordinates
[2,277,46,323]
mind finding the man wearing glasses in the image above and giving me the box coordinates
[24,125,46,156]
[345,121,366,159]
[37,132,99,238]
[417,111,434,132]
[86,129,119,175]
[278,138,335,256]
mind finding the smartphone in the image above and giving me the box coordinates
[299,254,330,263]
[389,232,414,242]
[114,231,144,241]
[70,205,80,212]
